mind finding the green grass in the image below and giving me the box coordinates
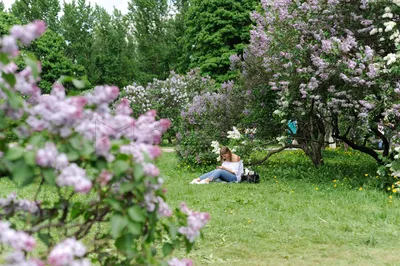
[1,148,400,265]
[159,149,400,265]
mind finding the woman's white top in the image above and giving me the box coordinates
[222,160,244,181]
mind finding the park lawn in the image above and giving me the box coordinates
[158,149,400,266]
[1,148,399,265]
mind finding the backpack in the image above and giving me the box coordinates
[241,171,260,183]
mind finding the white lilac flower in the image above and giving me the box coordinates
[369,28,378,35]
[383,53,397,65]
[210,140,220,154]
[227,127,241,139]
[384,21,396,32]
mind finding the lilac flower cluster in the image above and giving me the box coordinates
[0,192,39,214]
[1,20,46,56]
[47,238,89,266]
[5,251,44,266]
[57,164,92,194]
[178,202,210,243]
[168,258,193,266]
[0,221,36,252]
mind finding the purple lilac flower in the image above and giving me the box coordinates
[0,221,36,251]
[157,196,172,217]
[56,164,92,194]
[47,238,88,266]
[178,202,210,243]
[168,258,193,266]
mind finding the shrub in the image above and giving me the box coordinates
[176,81,246,166]
[118,69,216,144]
[0,21,209,265]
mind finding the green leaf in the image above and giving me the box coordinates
[128,206,146,222]
[113,160,130,177]
[82,141,95,157]
[70,203,82,219]
[42,168,56,185]
[168,222,177,240]
[119,183,135,194]
[110,214,128,238]
[133,164,144,180]
[72,79,85,89]
[1,86,22,109]
[38,232,50,246]
[162,243,173,256]
[115,233,134,254]
[103,198,123,212]
[2,73,16,86]
[24,151,36,166]
[24,55,39,79]
[29,134,45,146]
[0,53,9,64]
[67,150,80,161]
[57,75,73,83]
[127,221,142,236]
[5,146,25,161]
[69,135,82,150]
[11,160,34,186]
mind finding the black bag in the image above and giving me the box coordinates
[241,172,260,183]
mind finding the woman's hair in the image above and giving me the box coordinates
[219,146,232,162]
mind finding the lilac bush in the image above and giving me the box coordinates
[118,69,215,143]
[0,21,209,265]
[232,0,400,170]
[176,81,247,166]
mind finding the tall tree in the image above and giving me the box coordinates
[0,1,5,12]
[11,0,60,31]
[60,0,94,85]
[167,0,190,73]
[127,0,170,84]
[181,0,258,83]
[90,6,137,87]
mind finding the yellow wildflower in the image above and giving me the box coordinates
[365,174,369,177]
[359,187,363,191]
[315,187,318,191]
[393,189,397,193]
[389,196,393,199]
[333,180,337,183]
[334,184,337,188]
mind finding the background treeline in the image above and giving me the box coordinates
[0,0,258,93]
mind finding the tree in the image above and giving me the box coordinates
[0,10,21,35]
[181,0,258,83]
[237,0,397,167]
[127,0,171,84]
[26,29,86,93]
[11,0,60,31]
[60,0,94,84]
[90,7,137,87]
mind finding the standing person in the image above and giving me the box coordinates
[190,146,243,184]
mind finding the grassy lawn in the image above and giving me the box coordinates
[1,148,400,265]
[159,149,400,265]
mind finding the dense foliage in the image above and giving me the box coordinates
[0,21,208,265]
[180,0,258,82]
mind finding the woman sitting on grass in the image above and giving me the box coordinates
[191,146,243,184]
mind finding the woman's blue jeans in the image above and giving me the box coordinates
[199,169,237,182]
